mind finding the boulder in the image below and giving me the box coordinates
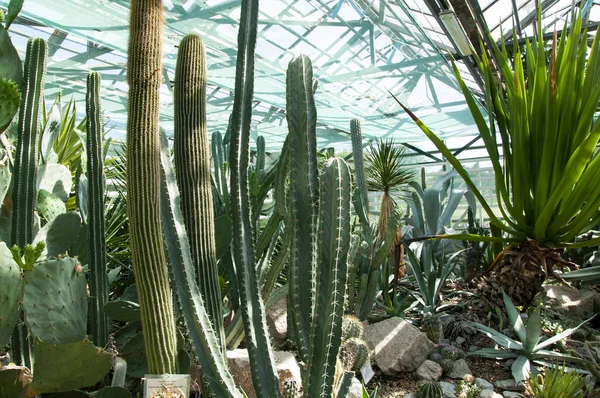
[227,349,301,398]
[494,379,525,392]
[364,317,435,375]
[475,378,494,390]
[447,359,472,380]
[542,285,600,318]
[415,360,443,382]
[480,389,502,398]
[266,296,288,345]
[439,381,456,398]
[502,392,521,398]
[348,377,363,398]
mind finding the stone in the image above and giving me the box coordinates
[475,378,494,390]
[542,285,600,318]
[364,317,435,375]
[348,377,363,398]
[405,394,416,398]
[266,296,288,345]
[447,359,472,380]
[439,381,456,398]
[415,360,443,382]
[227,349,301,398]
[455,337,466,346]
[503,359,514,371]
[468,345,479,352]
[494,379,525,392]
[502,392,521,398]
[480,389,502,398]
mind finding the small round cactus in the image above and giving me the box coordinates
[0,77,21,130]
[416,381,444,398]
[340,337,370,371]
[282,379,299,398]
[440,358,454,375]
[342,314,364,340]
[423,313,442,344]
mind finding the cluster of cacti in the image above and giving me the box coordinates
[126,0,178,375]
[86,71,109,349]
[416,381,444,398]
[427,344,465,375]
[422,312,442,344]
[339,315,370,372]
[455,380,482,398]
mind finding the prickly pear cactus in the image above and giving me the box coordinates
[0,242,23,347]
[21,256,88,344]
[26,339,111,395]
[0,77,20,131]
[416,381,443,398]
[0,365,32,398]
[341,314,364,340]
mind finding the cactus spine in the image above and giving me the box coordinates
[173,34,224,350]
[423,312,442,344]
[126,0,177,374]
[350,118,369,221]
[228,0,281,395]
[416,381,444,398]
[10,37,47,368]
[86,71,109,349]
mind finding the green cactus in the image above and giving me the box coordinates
[423,313,442,344]
[21,256,88,344]
[86,71,109,349]
[282,379,299,398]
[227,0,281,395]
[26,339,111,395]
[340,337,370,372]
[416,381,444,398]
[341,314,364,340]
[0,242,23,348]
[10,37,47,367]
[126,0,178,374]
[0,77,20,131]
[159,131,241,397]
[350,118,369,221]
[256,135,266,179]
[440,359,454,375]
[173,33,224,352]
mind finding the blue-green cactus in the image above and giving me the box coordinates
[0,242,23,348]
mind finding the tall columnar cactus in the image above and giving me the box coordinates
[228,0,281,396]
[287,55,320,365]
[10,37,47,368]
[86,71,109,349]
[287,55,353,398]
[173,34,224,351]
[350,118,369,221]
[126,0,177,374]
[256,134,265,178]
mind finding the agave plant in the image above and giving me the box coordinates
[471,291,594,383]
[394,11,600,307]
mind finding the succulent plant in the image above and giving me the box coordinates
[416,381,444,398]
[340,337,370,372]
[0,77,20,131]
[423,313,442,344]
[342,314,364,341]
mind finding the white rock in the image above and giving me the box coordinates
[480,389,502,398]
[415,360,443,382]
[543,285,600,318]
[364,317,435,375]
[502,392,521,398]
[266,296,288,345]
[348,377,363,398]
[227,349,301,398]
[494,379,525,392]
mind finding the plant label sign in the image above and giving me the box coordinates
[360,361,375,384]
[144,374,190,398]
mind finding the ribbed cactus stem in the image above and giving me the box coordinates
[228,0,281,395]
[306,157,352,398]
[10,37,47,368]
[287,55,319,365]
[350,118,369,221]
[173,34,225,351]
[256,135,265,176]
[126,0,177,374]
[86,71,109,349]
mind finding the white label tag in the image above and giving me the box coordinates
[360,361,375,385]
[144,374,190,398]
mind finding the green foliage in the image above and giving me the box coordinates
[471,291,595,383]
[523,366,585,398]
[416,381,443,398]
[365,139,414,195]
[395,11,600,248]
[0,77,20,130]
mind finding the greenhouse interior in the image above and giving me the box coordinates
[0,0,600,396]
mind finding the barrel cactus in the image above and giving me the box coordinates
[340,337,370,372]
[341,314,364,340]
[416,381,443,398]
[423,313,442,344]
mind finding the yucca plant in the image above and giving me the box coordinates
[394,10,600,307]
[523,365,586,398]
[365,138,415,239]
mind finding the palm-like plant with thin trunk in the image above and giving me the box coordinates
[365,139,415,240]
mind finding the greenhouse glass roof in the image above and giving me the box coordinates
[1,0,598,152]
